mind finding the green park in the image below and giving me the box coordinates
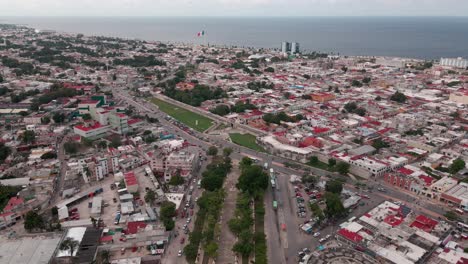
[150,98,214,132]
[229,133,265,152]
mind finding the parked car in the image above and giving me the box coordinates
[313,232,321,237]
[180,237,185,244]
[177,250,183,257]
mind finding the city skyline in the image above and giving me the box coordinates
[1,0,468,17]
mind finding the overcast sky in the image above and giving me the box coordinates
[1,0,468,17]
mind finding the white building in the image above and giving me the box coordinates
[440,57,468,68]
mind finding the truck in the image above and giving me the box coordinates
[114,212,121,225]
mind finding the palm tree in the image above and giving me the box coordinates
[98,250,110,264]
[59,237,79,257]
[90,217,97,228]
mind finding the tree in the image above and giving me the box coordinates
[210,104,231,116]
[328,158,336,167]
[21,130,36,144]
[82,113,92,120]
[237,165,269,198]
[19,111,28,116]
[144,189,156,205]
[24,211,45,231]
[239,157,253,171]
[264,67,274,73]
[64,142,79,154]
[336,162,350,174]
[168,174,184,186]
[303,74,311,79]
[308,156,319,165]
[41,152,57,159]
[160,201,176,230]
[372,138,389,150]
[390,91,407,103]
[97,250,110,264]
[344,102,358,113]
[341,66,348,72]
[354,107,366,116]
[325,179,343,194]
[449,158,466,174]
[207,146,218,156]
[52,112,66,123]
[51,206,58,216]
[351,80,362,87]
[41,116,50,124]
[0,73,3,83]
[444,211,459,221]
[0,143,11,163]
[97,140,107,149]
[110,136,122,148]
[302,174,318,187]
[59,237,79,257]
[324,192,346,218]
[375,95,382,101]
[223,147,233,157]
[362,77,371,84]
[204,241,219,258]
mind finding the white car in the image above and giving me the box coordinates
[326,234,331,240]
[177,250,183,257]
[313,232,321,237]
[319,238,326,243]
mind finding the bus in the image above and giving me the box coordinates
[273,200,278,210]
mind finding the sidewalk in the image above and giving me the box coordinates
[216,162,241,264]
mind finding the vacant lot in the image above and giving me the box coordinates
[229,133,265,152]
[151,98,214,132]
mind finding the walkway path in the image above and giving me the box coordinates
[216,161,241,264]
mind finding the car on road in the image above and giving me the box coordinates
[326,234,331,240]
[298,251,305,258]
[313,232,321,237]
[180,237,185,244]
[183,224,187,230]
[184,229,189,234]
[177,250,183,257]
[378,187,387,192]
[303,248,311,254]
[319,237,326,243]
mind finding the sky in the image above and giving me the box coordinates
[0,0,468,17]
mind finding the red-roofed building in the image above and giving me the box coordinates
[74,122,110,140]
[125,221,147,234]
[410,215,438,232]
[310,93,336,103]
[299,137,323,148]
[337,228,363,245]
[3,197,24,213]
[384,173,414,190]
[124,172,138,193]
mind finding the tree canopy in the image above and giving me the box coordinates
[237,164,269,198]
[325,179,344,194]
[449,158,466,174]
[390,91,407,103]
[324,192,346,219]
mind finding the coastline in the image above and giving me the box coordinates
[1,16,467,60]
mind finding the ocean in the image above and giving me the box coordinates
[2,16,468,59]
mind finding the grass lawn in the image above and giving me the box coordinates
[151,98,214,132]
[229,133,265,152]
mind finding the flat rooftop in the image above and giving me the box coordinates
[0,235,61,264]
